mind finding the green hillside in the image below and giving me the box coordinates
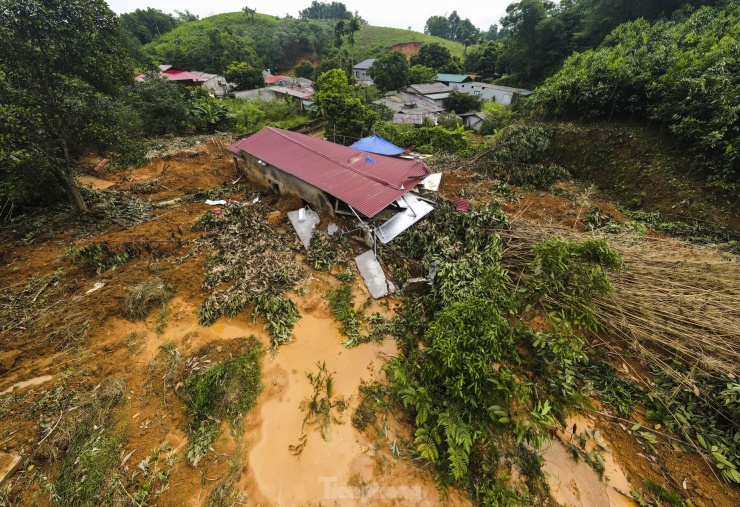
[354,25,465,61]
[142,11,464,73]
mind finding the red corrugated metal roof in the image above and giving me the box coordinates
[450,197,470,212]
[135,65,206,83]
[227,128,431,217]
[265,75,290,84]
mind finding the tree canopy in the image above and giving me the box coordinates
[368,51,409,93]
[0,0,139,212]
[532,2,740,183]
[314,69,379,143]
[410,43,461,73]
[299,1,363,22]
[409,65,437,84]
[424,11,481,43]
[120,7,181,45]
[224,62,264,91]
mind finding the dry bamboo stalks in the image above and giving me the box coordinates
[498,218,740,377]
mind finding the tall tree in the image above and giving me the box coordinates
[424,15,449,38]
[347,16,361,69]
[120,7,180,45]
[299,1,353,20]
[410,43,454,71]
[0,0,138,213]
[223,62,264,90]
[314,69,379,143]
[368,51,409,93]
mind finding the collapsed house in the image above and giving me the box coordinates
[227,127,442,297]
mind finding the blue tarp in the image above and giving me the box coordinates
[350,135,404,156]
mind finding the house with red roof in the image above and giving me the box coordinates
[227,127,431,218]
[135,65,207,87]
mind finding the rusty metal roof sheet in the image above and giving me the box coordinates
[227,128,431,217]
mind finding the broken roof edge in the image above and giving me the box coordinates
[226,127,432,217]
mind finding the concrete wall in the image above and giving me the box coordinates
[234,152,334,213]
[354,69,372,83]
[233,88,279,101]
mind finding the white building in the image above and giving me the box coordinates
[449,82,533,105]
[353,58,376,83]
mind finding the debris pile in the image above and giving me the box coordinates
[190,202,304,346]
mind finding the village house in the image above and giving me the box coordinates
[458,111,487,132]
[233,85,314,111]
[434,73,533,105]
[353,58,376,83]
[190,71,231,97]
[373,91,444,125]
[226,127,430,218]
[404,82,451,108]
[134,64,207,87]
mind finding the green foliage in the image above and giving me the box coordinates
[424,11,481,44]
[179,341,263,464]
[45,380,127,506]
[226,97,307,135]
[271,18,335,69]
[143,13,270,73]
[438,112,462,131]
[478,101,514,135]
[352,25,465,63]
[409,65,437,84]
[445,90,483,115]
[120,7,181,45]
[368,51,409,93]
[1,0,141,213]
[378,199,628,500]
[306,230,351,270]
[522,237,623,332]
[315,69,379,143]
[326,269,393,348]
[223,61,263,91]
[294,60,315,78]
[410,43,461,73]
[190,96,234,132]
[300,1,355,21]
[373,122,471,154]
[532,4,740,182]
[464,40,504,76]
[130,76,191,135]
[291,361,348,454]
[192,203,304,347]
[66,242,141,274]
[495,0,699,87]
[473,123,571,187]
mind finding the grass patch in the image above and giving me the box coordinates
[179,338,263,466]
[355,24,465,61]
[124,277,174,333]
[41,378,127,506]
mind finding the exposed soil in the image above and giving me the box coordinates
[388,42,423,60]
[544,122,740,231]
[1,141,737,506]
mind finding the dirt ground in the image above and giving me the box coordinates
[0,143,737,506]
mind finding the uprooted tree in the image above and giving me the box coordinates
[0,0,139,213]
